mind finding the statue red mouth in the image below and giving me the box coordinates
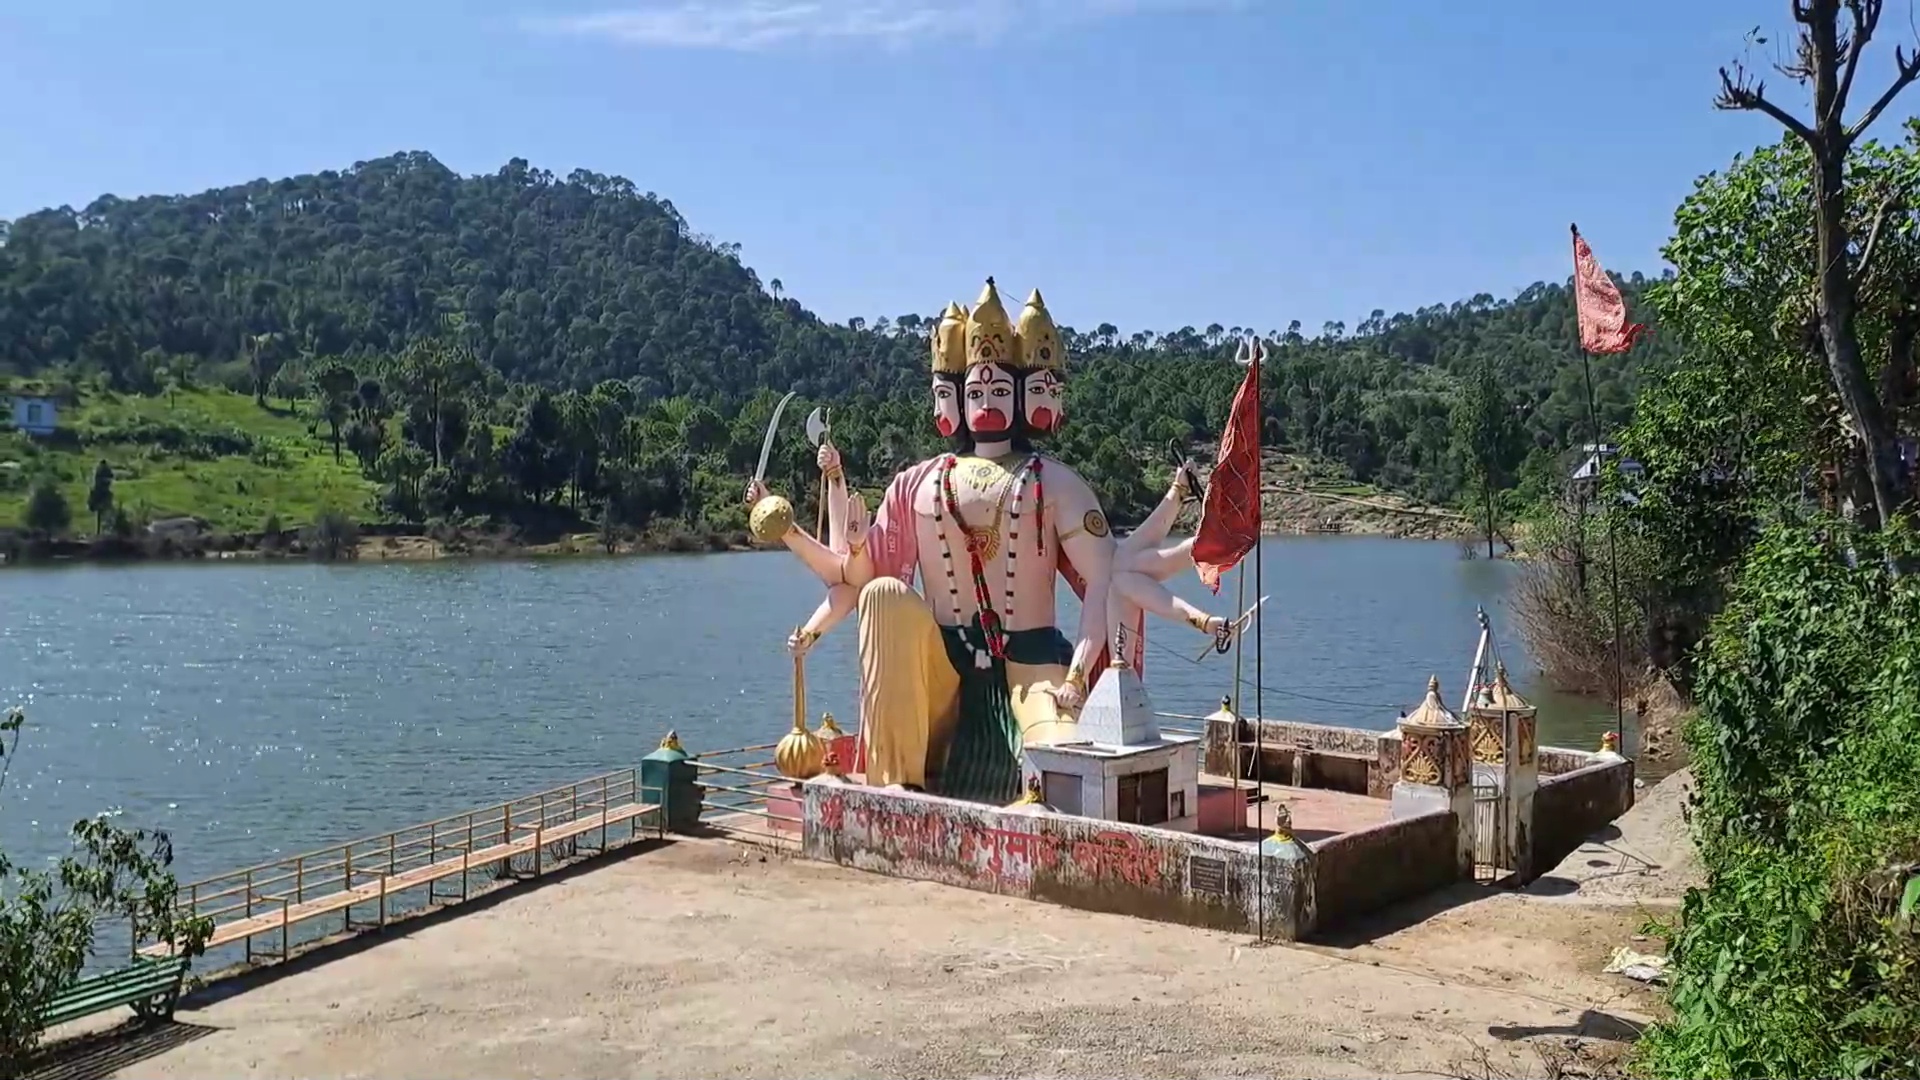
[1029,407,1056,432]
[935,415,958,437]
[971,409,1009,433]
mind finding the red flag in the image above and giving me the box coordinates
[1571,224,1645,355]
[1193,341,1263,592]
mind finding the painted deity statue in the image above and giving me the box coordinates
[750,278,1238,803]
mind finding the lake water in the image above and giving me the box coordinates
[0,538,1612,883]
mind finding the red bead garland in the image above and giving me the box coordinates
[939,454,1007,661]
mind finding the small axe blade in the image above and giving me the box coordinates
[1196,594,1272,661]
[805,406,831,448]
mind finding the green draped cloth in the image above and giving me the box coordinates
[935,618,1074,804]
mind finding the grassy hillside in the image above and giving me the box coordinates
[0,388,375,532]
[0,150,1673,537]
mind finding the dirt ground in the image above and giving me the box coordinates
[37,773,1697,1080]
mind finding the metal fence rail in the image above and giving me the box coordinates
[692,742,803,850]
[146,768,663,967]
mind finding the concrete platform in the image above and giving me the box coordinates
[1198,774,1393,843]
[38,838,1656,1080]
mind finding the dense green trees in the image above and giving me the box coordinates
[1618,1,1920,1072]
[1,151,1668,535]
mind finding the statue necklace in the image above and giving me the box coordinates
[936,453,1043,668]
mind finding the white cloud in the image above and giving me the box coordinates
[528,0,1230,51]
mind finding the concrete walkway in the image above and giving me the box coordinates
[36,833,1667,1080]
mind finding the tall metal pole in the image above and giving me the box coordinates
[1580,350,1629,755]
[1252,339,1267,941]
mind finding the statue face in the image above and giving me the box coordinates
[963,364,1016,436]
[931,377,962,439]
[1022,369,1064,434]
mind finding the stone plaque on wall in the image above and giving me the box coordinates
[1188,855,1227,897]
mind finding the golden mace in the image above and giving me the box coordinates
[775,630,825,780]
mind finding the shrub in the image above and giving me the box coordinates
[22,479,71,535]
[1636,523,1920,1078]
[1511,502,1651,702]
[75,417,253,459]
[303,509,358,561]
[0,707,213,1072]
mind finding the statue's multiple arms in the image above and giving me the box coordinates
[823,445,850,554]
[787,584,858,658]
[745,442,868,655]
[744,477,844,585]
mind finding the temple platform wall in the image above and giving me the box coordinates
[1308,810,1460,922]
[788,725,1634,941]
[800,781,1313,939]
[1530,755,1637,874]
[1203,715,1620,797]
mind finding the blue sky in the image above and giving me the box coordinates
[0,0,1890,333]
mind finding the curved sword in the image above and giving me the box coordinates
[754,391,799,488]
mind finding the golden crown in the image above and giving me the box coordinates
[931,302,968,375]
[1016,289,1064,372]
[964,278,1018,367]
[929,278,1069,374]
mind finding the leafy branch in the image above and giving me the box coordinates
[0,707,212,1072]
[1717,0,1920,150]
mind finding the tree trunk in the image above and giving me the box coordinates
[1483,473,1496,560]
[429,386,443,469]
[1809,9,1910,539]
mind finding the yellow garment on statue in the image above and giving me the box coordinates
[857,577,961,789]
[855,577,1078,795]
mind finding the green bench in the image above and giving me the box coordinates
[40,955,190,1029]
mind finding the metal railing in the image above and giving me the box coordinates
[158,767,663,967]
[691,742,805,849]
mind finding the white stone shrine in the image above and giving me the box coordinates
[1021,665,1200,831]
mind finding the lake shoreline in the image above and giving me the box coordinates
[0,522,761,566]
[1,512,1483,567]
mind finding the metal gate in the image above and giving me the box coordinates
[1471,777,1503,883]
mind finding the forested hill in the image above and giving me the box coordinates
[0,150,1675,510]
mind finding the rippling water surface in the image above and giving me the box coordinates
[0,538,1610,881]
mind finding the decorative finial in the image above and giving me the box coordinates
[1601,731,1621,753]
[1268,803,1294,844]
[1484,664,1533,712]
[1012,775,1043,806]
[659,730,684,753]
[1401,676,1460,729]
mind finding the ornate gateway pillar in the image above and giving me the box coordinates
[1389,676,1474,878]
[1467,665,1538,880]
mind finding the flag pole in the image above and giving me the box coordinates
[1571,223,1630,757]
[1251,337,1267,941]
